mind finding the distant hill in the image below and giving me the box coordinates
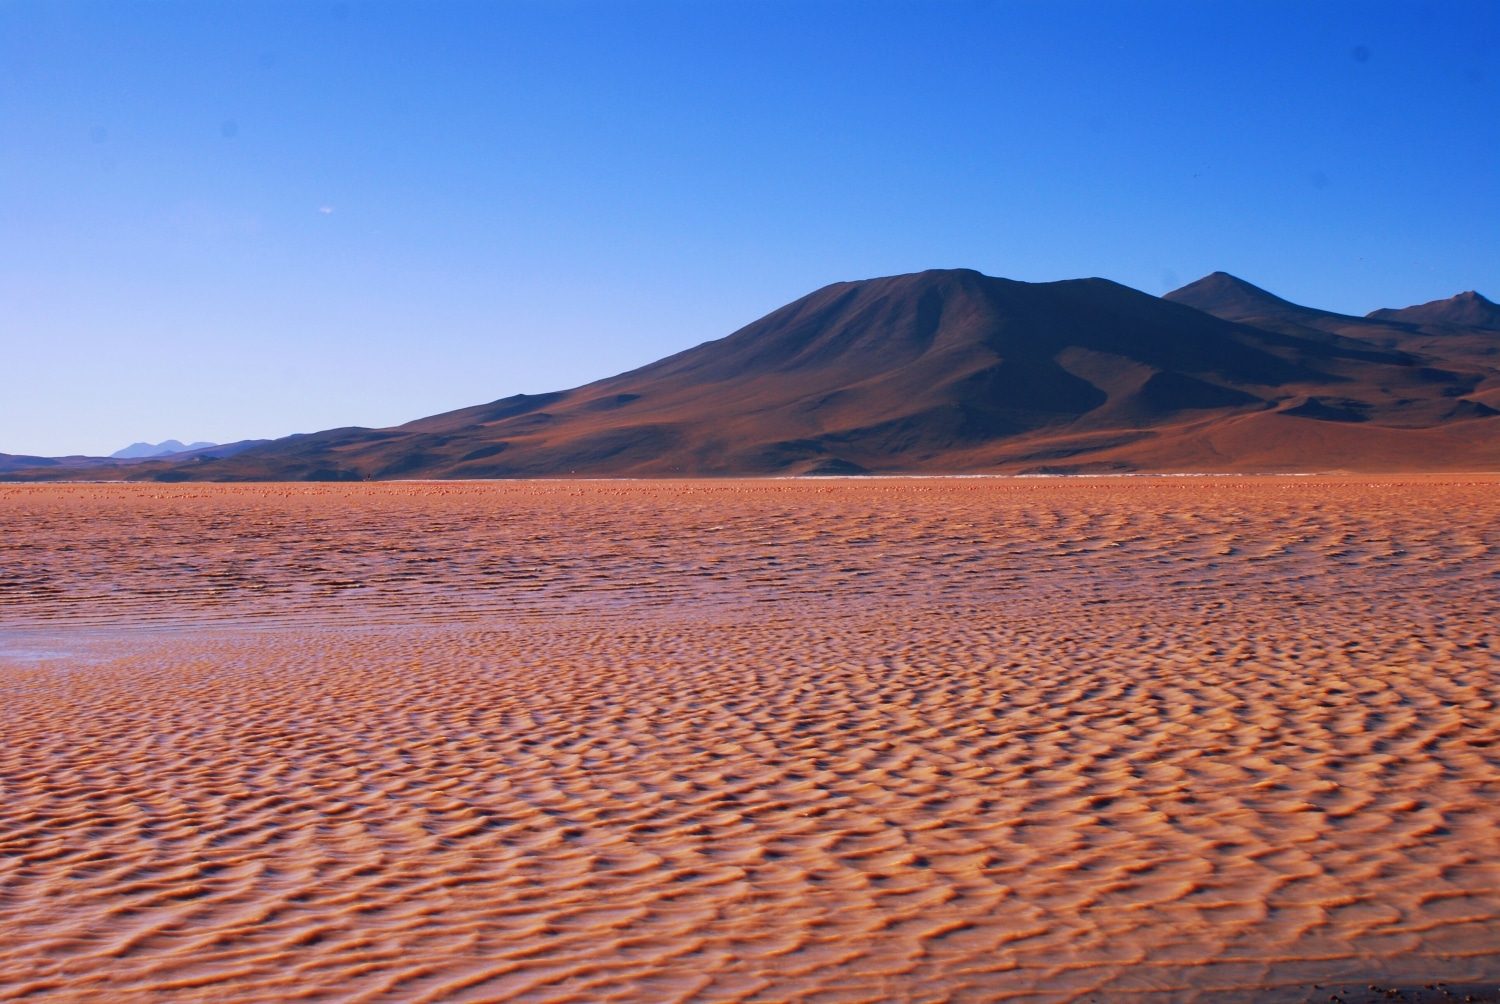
[1164,270,1500,382]
[0,452,103,475]
[7,269,1497,480]
[110,440,218,459]
[1,439,269,476]
[1368,290,1500,330]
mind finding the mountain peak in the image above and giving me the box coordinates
[1162,272,1310,321]
[1203,270,1258,285]
[1367,289,1500,329]
[1191,271,1266,288]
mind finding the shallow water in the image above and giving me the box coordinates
[1,477,1497,1002]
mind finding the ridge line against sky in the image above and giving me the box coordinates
[3,0,1496,457]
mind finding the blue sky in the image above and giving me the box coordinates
[2,0,1496,457]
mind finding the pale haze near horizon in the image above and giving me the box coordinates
[2,0,1496,458]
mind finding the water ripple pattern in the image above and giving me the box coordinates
[1,477,1497,1002]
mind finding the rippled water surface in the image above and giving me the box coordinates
[1,478,1497,1002]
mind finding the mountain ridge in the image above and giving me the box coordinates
[0,439,270,476]
[110,440,218,460]
[6,269,1497,480]
[1368,290,1500,330]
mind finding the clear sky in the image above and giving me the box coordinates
[2,0,1496,457]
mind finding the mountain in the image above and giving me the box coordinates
[1368,290,1500,330]
[1163,271,1370,329]
[1165,271,1500,381]
[110,440,218,459]
[1,439,268,476]
[0,452,108,475]
[1165,272,1500,342]
[6,269,1497,480]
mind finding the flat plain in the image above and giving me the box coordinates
[1,477,1498,1002]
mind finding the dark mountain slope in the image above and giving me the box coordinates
[1166,272,1500,422]
[10,269,1498,480]
[1168,273,1499,363]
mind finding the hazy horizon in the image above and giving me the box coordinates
[4,0,1496,457]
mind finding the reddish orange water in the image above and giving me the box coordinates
[2,478,1498,1002]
